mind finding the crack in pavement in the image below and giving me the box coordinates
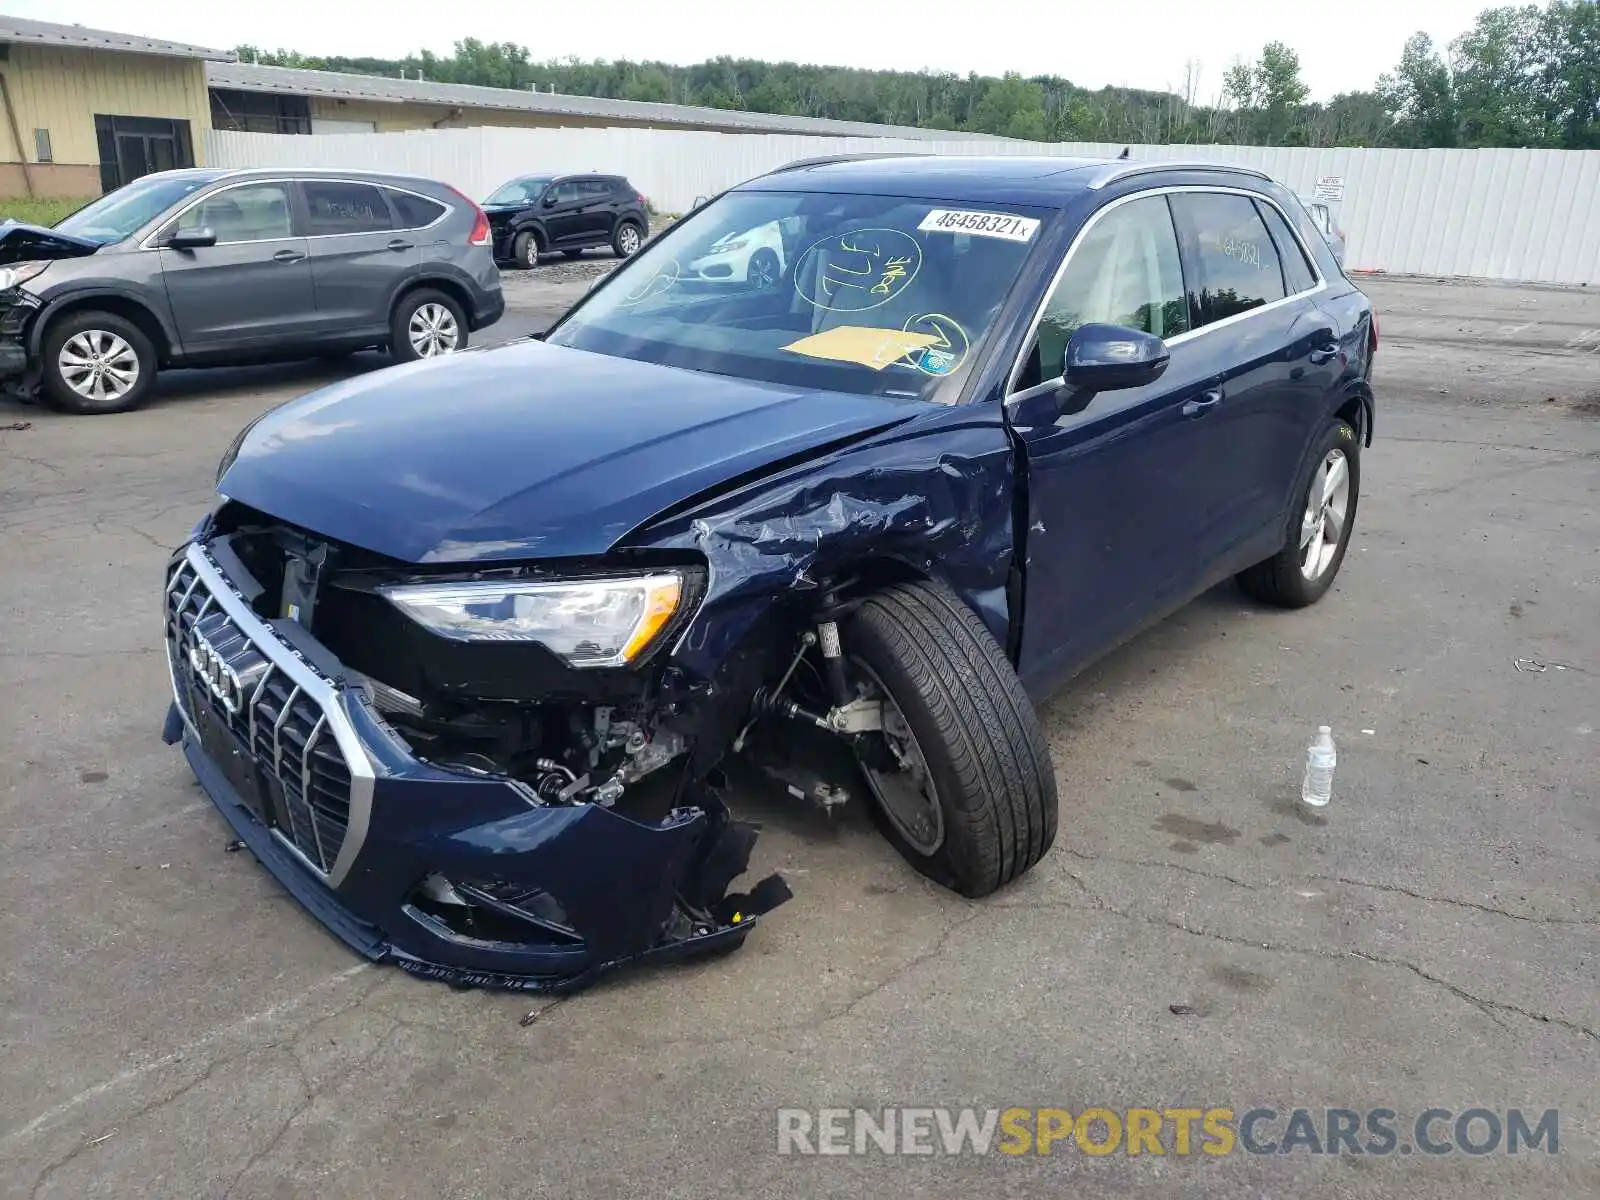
[997,882,1600,1045]
[1059,846,1598,927]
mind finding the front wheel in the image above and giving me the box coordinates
[389,289,467,364]
[512,230,542,269]
[843,581,1058,897]
[612,220,643,258]
[746,248,780,289]
[1237,417,1361,607]
[40,310,156,414]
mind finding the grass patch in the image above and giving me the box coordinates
[0,196,92,227]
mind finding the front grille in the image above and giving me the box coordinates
[166,558,353,876]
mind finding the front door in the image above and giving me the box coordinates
[1008,193,1225,693]
[541,182,588,246]
[301,179,419,334]
[158,181,317,351]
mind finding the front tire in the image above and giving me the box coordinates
[513,230,542,269]
[40,310,156,415]
[746,248,781,289]
[843,581,1058,897]
[389,289,467,364]
[612,220,643,258]
[1237,417,1361,607]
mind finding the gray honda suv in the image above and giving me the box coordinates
[0,167,504,414]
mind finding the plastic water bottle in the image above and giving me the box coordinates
[1301,725,1337,807]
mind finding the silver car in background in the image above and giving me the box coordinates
[1298,196,1347,267]
[0,167,504,414]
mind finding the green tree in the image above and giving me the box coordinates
[1541,0,1600,146]
[1375,32,1459,146]
[1450,5,1549,145]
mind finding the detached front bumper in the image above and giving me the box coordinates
[162,540,787,992]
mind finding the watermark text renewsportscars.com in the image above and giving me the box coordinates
[776,1106,1559,1158]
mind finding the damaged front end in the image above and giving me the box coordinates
[162,509,791,993]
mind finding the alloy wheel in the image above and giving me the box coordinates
[618,224,641,256]
[58,329,140,405]
[853,661,944,856]
[408,303,461,358]
[1300,448,1351,579]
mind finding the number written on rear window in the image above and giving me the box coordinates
[303,181,394,234]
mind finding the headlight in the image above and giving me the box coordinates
[0,261,50,292]
[381,573,684,668]
[710,237,748,253]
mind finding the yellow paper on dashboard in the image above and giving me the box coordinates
[782,326,941,371]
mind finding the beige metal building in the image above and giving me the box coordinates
[0,17,232,198]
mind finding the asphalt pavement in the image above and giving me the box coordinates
[1,271,1596,1199]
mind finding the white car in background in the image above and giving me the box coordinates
[685,219,786,288]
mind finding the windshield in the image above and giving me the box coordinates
[486,176,553,205]
[545,189,1052,403]
[54,175,213,245]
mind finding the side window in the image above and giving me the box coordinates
[1172,192,1286,325]
[1256,201,1318,294]
[1019,194,1189,389]
[175,183,294,244]
[548,182,580,204]
[580,180,611,198]
[385,188,447,230]
[302,180,394,235]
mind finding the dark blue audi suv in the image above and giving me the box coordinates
[164,153,1377,993]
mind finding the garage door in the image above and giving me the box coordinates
[311,118,378,134]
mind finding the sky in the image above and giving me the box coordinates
[7,0,1493,101]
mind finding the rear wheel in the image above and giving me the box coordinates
[842,581,1057,897]
[40,310,156,415]
[1237,417,1360,607]
[389,289,467,364]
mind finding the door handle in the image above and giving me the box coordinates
[271,248,305,263]
[1181,389,1224,419]
[386,239,414,252]
[1308,342,1341,365]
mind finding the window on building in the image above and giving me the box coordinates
[94,115,195,192]
[209,89,313,135]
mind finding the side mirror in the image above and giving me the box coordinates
[542,192,559,207]
[167,227,217,249]
[1063,322,1170,394]
[1005,322,1169,427]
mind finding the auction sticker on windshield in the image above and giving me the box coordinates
[918,209,1040,243]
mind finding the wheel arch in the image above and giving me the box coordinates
[31,291,175,363]
[1335,380,1374,448]
[390,275,475,330]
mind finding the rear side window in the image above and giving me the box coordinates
[1256,201,1318,294]
[385,188,447,229]
[302,180,394,234]
[1171,193,1286,325]
[580,180,611,198]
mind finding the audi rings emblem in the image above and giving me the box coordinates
[189,625,245,713]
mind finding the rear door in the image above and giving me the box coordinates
[157,180,318,350]
[301,178,420,334]
[1168,190,1339,549]
[578,179,618,240]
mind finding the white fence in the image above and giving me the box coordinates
[206,127,1600,286]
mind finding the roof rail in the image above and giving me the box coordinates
[1085,159,1273,189]
[763,151,931,176]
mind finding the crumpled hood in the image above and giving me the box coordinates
[0,221,100,265]
[219,339,916,564]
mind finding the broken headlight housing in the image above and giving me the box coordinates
[380,573,684,668]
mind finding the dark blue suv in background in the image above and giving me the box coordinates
[165,154,1376,994]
